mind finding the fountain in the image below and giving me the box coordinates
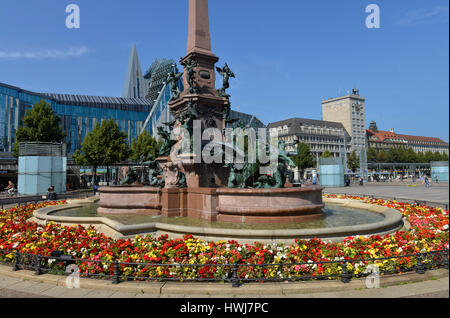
[30,0,404,243]
[97,0,326,224]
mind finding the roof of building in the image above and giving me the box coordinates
[396,134,449,145]
[43,93,152,109]
[366,129,406,144]
[367,129,448,145]
[268,117,349,136]
[0,82,152,112]
[229,111,266,129]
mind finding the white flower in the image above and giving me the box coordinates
[443,224,449,230]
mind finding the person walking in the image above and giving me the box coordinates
[424,176,430,188]
[435,175,439,183]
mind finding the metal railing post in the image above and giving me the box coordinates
[112,261,120,284]
[443,250,449,270]
[341,261,351,283]
[35,255,42,275]
[416,253,425,274]
[12,251,20,271]
[232,263,240,288]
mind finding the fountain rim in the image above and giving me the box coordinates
[29,197,405,243]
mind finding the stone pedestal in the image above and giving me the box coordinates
[157,156,182,189]
[161,188,187,218]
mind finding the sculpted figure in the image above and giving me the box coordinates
[181,57,198,94]
[120,167,140,186]
[144,155,165,188]
[166,71,183,101]
[216,63,235,98]
[157,126,177,157]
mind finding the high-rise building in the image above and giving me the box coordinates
[322,88,367,153]
[122,45,146,99]
[144,59,178,102]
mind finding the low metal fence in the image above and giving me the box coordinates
[0,191,95,209]
[0,248,447,287]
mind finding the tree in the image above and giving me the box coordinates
[291,143,315,179]
[347,150,360,172]
[320,150,333,158]
[387,147,403,163]
[432,151,445,162]
[416,151,426,163]
[74,119,130,185]
[424,151,435,163]
[130,130,161,161]
[377,149,388,163]
[367,148,378,163]
[405,148,417,163]
[12,100,66,156]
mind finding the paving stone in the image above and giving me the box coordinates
[6,281,54,295]
[40,286,73,298]
[82,289,116,298]
[109,291,139,298]
[58,287,97,298]
[0,276,23,289]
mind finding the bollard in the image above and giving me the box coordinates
[416,253,425,274]
[341,261,351,283]
[112,261,120,284]
[35,255,42,275]
[231,263,240,288]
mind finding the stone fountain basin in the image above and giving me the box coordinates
[216,187,324,224]
[29,197,405,244]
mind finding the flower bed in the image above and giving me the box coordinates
[0,195,448,281]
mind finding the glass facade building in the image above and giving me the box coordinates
[0,82,152,154]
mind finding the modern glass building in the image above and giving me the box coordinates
[0,82,152,154]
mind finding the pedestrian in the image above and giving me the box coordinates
[4,181,15,195]
[46,186,57,200]
[425,176,430,188]
[93,181,99,195]
[435,175,439,183]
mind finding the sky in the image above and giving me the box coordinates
[0,0,448,142]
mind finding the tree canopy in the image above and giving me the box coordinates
[73,119,130,183]
[347,150,360,171]
[320,150,333,158]
[130,130,161,161]
[13,100,66,156]
[291,143,315,170]
[366,147,448,163]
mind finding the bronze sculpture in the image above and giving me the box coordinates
[181,57,198,94]
[157,126,177,157]
[216,63,235,98]
[166,71,183,101]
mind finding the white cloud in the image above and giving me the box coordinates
[398,4,449,26]
[0,47,91,59]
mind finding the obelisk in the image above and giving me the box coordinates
[169,0,229,129]
[187,0,212,55]
[167,0,231,189]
